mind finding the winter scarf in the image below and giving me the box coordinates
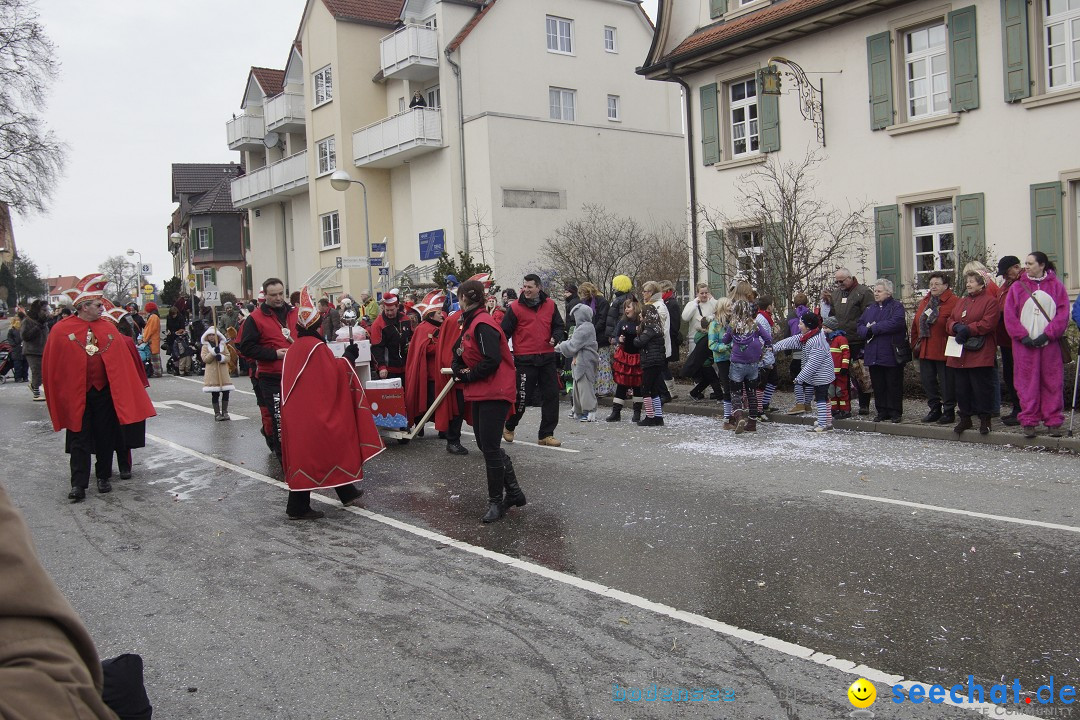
[918,293,942,338]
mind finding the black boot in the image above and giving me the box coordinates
[481,459,506,523]
[858,393,872,415]
[953,414,973,434]
[68,486,86,503]
[922,406,942,423]
[212,397,221,420]
[631,402,642,423]
[500,452,527,511]
[979,414,992,435]
[1001,406,1021,426]
[605,403,623,422]
[937,410,955,424]
[220,394,230,421]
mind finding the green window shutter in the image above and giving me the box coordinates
[243,226,250,252]
[196,273,203,291]
[1000,0,1031,102]
[762,222,783,290]
[874,205,901,289]
[210,268,217,284]
[866,32,894,130]
[705,230,726,290]
[948,6,979,112]
[710,0,726,19]
[955,193,986,271]
[244,265,253,296]
[700,83,720,166]
[207,227,215,250]
[1031,182,1064,268]
[756,69,781,153]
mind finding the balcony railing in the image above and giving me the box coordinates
[226,114,265,151]
[230,151,308,208]
[265,92,305,133]
[380,24,439,80]
[352,107,443,168]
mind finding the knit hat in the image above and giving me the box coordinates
[802,311,822,330]
[997,255,1021,277]
[565,283,578,294]
[145,301,158,313]
[612,275,632,293]
[822,316,839,330]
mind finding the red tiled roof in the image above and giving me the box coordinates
[446,0,498,53]
[660,0,834,63]
[251,67,286,96]
[46,276,79,295]
[321,0,403,26]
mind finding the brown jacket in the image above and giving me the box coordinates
[909,289,958,361]
[0,482,119,719]
[946,289,1001,369]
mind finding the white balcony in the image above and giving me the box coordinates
[226,114,265,151]
[265,92,305,134]
[230,151,308,209]
[352,108,443,168]
[380,24,439,81]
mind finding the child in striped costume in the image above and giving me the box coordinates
[772,311,835,432]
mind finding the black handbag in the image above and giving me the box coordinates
[963,335,986,351]
[893,336,913,365]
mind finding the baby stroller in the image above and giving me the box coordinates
[136,341,154,378]
[0,341,11,383]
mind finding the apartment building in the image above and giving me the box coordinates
[640,0,1080,296]
[227,0,686,298]
[168,163,248,297]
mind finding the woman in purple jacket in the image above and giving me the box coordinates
[857,279,909,423]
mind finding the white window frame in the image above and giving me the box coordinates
[399,97,406,114]
[423,15,437,29]
[313,65,333,106]
[316,137,336,176]
[1045,0,1080,91]
[734,229,765,289]
[546,16,574,54]
[320,212,341,250]
[426,85,441,109]
[195,227,211,250]
[728,77,759,158]
[549,87,576,121]
[903,21,949,120]
[604,26,618,53]
[607,94,621,121]
[912,200,956,288]
[201,269,214,287]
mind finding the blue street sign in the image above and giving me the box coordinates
[378,267,390,275]
[368,258,383,267]
[419,229,445,261]
[370,242,387,253]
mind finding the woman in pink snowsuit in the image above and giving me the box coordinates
[1003,252,1069,438]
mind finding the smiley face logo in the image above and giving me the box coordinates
[848,678,876,708]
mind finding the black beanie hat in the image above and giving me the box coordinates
[802,311,822,330]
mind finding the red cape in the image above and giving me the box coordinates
[280,336,385,491]
[433,310,472,429]
[42,316,156,433]
[403,318,441,420]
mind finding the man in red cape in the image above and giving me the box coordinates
[43,275,156,502]
[279,287,384,520]
[433,274,494,445]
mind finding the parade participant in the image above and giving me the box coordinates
[235,310,272,449]
[404,291,468,453]
[141,301,161,378]
[42,275,155,502]
[450,280,525,523]
[100,301,149,482]
[556,303,599,421]
[771,311,835,432]
[369,292,411,380]
[608,295,645,423]
[239,278,297,459]
[21,299,50,401]
[823,316,852,419]
[201,327,235,421]
[434,300,468,451]
[633,304,668,426]
[279,287,383,520]
[500,274,565,446]
[443,275,461,313]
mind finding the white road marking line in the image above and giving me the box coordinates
[152,399,249,420]
[144,433,1025,717]
[171,374,257,396]
[460,430,580,453]
[822,489,1080,534]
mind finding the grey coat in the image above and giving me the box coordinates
[556,304,599,382]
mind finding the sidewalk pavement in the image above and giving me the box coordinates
[597,387,1080,452]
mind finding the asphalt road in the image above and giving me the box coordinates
[2,372,1076,719]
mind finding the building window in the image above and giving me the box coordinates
[426,86,441,109]
[729,78,758,157]
[201,269,214,287]
[904,22,949,119]
[423,15,437,29]
[317,137,336,176]
[549,87,576,121]
[195,227,211,250]
[607,95,620,121]
[1046,0,1080,90]
[313,65,333,106]
[913,201,955,288]
[546,16,573,54]
[604,26,618,52]
[321,212,340,249]
[734,229,765,289]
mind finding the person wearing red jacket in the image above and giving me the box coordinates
[42,275,156,502]
[238,278,297,460]
[404,291,469,455]
[451,280,526,523]
[909,271,959,424]
[947,271,1002,435]
[822,316,851,418]
[368,292,411,380]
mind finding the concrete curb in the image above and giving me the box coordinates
[594,395,1080,451]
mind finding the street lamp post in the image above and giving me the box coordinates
[330,170,375,297]
[169,231,196,321]
[126,249,142,310]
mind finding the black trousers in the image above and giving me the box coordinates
[66,387,121,489]
[691,365,725,397]
[954,365,996,417]
[1001,344,1016,406]
[918,358,955,412]
[506,360,560,439]
[420,381,464,442]
[258,374,283,458]
[641,365,665,398]
[869,364,904,418]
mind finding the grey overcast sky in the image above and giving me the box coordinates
[13,0,659,287]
